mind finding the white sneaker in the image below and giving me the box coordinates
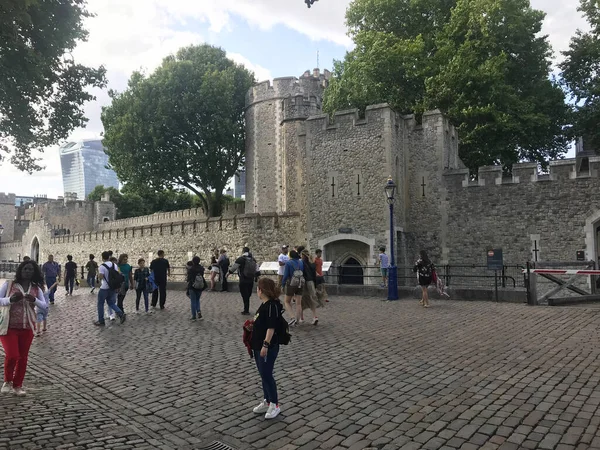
[288,318,297,326]
[265,403,281,419]
[312,318,319,325]
[298,319,305,325]
[13,387,26,396]
[253,399,270,414]
[1,382,12,394]
[109,315,116,321]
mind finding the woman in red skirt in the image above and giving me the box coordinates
[0,261,46,396]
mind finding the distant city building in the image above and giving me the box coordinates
[233,170,246,199]
[59,139,119,200]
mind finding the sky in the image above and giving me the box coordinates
[0,0,589,199]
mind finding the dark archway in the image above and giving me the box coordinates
[340,257,364,285]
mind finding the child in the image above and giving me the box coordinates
[37,281,58,336]
[378,247,389,288]
[134,258,152,314]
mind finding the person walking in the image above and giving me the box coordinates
[218,249,230,292]
[314,249,328,303]
[94,251,126,326]
[150,250,170,310]
[413,250,434,308]
[208,256,219,291]
[86,254,99,294]
[134,258,151,314]
[300,249,320,325]
[0,261,47,396]
[187,256,206,320]
[230,247,258,315]
[281,250,304,326]
[117,254,134,313]
[64,255,77,296]
[36,280,57,337]
[41,255,61,305]
[251,277,283,420]
[277,245,289,286]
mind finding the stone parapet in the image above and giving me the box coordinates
[96,202,245,231]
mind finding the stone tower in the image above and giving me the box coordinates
[244,69,330,214]
[0,193,16,243]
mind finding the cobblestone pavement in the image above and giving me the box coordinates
[3,287,600,450]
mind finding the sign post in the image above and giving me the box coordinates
[487,249,503,302]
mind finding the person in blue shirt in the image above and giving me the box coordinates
[378,247,389,288]
[281,250,304,326]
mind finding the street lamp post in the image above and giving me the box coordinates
[385,177,399,300]
[0,223,4,246]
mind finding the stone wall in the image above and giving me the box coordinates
[96,202,245,230]
[0,213,304,270]
[443,157,600,266]
[21,199,115,235]
[0,193,16,243]
[245,70,329,215]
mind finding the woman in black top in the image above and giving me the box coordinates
[186,256,205,320]
[251,278,283,420]
[413,250,434,308]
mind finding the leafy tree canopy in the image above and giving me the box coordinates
[101,44,255,217]
[0,0,107,172]
[560,0,600,153]
[324,0,570,172]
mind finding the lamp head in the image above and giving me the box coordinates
[384,177,396,204]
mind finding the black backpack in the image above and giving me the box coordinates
[242,256,257,279]
[102,263,124,290]
[277,308,291,345]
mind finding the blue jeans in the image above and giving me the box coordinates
[97,288,122,323]
[65,275,75,295]
[254,344,279,405]
[136,287,149,312]
[190,289,202,317]
[87,274,96,289]
[45,276,57,302]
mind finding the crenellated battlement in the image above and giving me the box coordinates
[448,156,600,188]
[306,103,391,130]
[0,193,15,204]
[246,69,330,108]
[96,202,246,231]
[282,94,321,122]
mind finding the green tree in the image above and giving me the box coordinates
[560,0,600,152]
[0,0,107,172]
[101,44,254,217]
[324,0,570,172]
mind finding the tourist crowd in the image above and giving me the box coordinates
[0,244,436,422]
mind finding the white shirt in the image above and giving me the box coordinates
[278,253,289,275]
[99,261,117,290]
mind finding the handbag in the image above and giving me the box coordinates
[0,281,13,336]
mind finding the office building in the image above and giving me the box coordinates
[59,140,119,200]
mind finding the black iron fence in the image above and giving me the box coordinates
[326,264,526,289]
[1,260,526,290]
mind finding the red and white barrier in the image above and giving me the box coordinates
[523,269,600,275]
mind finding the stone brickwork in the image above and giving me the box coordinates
[0,213,303,269]
[0,193,15,243]
[96,202,245,230]
[442,158,600,267]
[245,69,330,215]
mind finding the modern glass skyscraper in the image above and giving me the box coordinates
[59,140,119,200]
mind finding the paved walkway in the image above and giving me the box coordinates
[2,287,600,450]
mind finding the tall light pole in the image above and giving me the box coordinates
[0,223,4,246]
[385,177,399,300]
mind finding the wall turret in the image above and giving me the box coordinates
[245,70,329,215]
